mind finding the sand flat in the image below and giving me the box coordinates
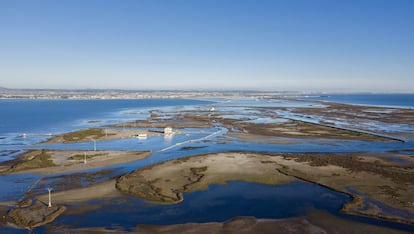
[0,150,151,175]
[116,152,296,203]
[44,128,160,144]
[36,180,120,203]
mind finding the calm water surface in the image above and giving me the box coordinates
[304,93,414,108]
[51,181,351,229]
[0,99,211,135]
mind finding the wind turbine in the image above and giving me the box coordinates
[47,188,53,208]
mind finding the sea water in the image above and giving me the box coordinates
[0,99,211,135]
[304,93,414,108]
[0,98,212,160]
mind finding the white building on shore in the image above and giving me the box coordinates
[135,133,147,139]
[164,127,173,135]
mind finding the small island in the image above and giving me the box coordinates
[0,149,151,175]
[117,152,414,224]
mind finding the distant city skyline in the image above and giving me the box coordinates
[1,0,413,92]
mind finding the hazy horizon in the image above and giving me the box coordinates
[1,84,414,94]
[1,0,413,92]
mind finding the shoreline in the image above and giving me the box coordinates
[45,211,411,233]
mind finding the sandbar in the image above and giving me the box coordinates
[116,152,295,204]
[0,150,151,174]
[44,128,160,144]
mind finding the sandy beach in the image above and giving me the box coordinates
[36,179,121,204]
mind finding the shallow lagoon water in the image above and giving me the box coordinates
[303,94,414,109]
[216,98,321,108]
[0,174,42,201]
[242,117,288,124]
[9,127,413,181]
[0,99,212,154]
[51,180,351,229]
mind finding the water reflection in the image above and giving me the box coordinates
[163,133,173,144]
[53,181,351,228]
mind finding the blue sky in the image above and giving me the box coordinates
[0,0,413,92]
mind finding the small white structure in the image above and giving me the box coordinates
[210,107,216,112]
[47,188,53,208]
[92,140,96,151]
[136,133,148,139]
[164,127,173,135]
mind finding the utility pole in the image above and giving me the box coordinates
[47,188,53,208]
[84,152,87,164]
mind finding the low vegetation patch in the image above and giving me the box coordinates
[8,150,55,172]
[62,128,106,142]
[68,153,107,160]
[7,200,66,229]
